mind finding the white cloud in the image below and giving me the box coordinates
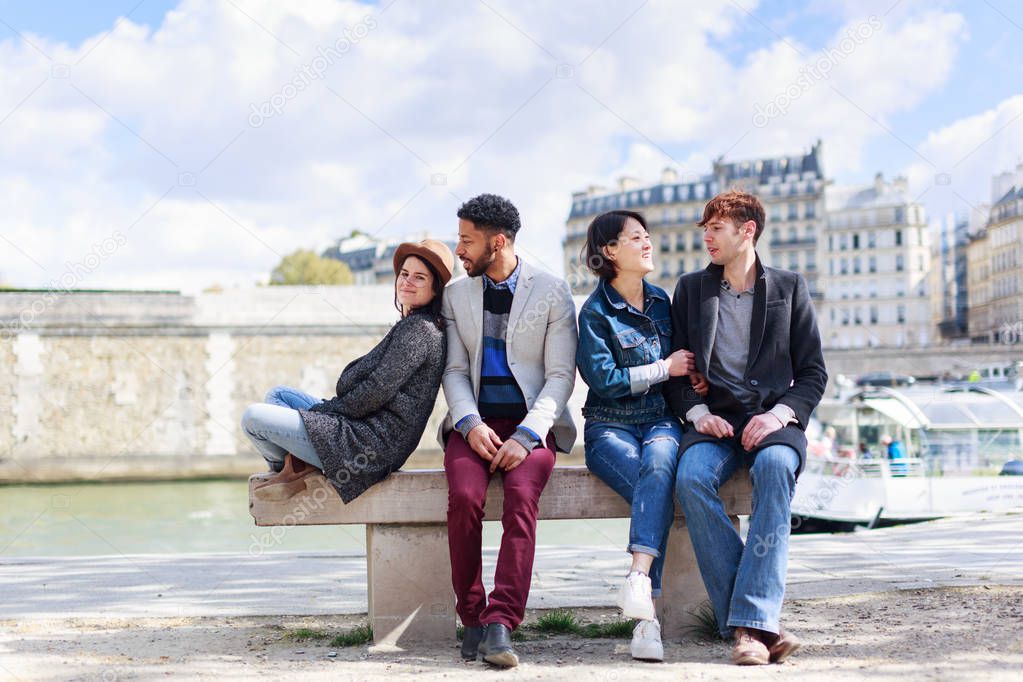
[0,0,974,291]
[903,94,1023,223]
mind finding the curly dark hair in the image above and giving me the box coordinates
[456,193,521,241]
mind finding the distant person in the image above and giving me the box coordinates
[881,434,907,476]
[575,209,708,662]
[667,190,827,665]
[241,240,453,502]
[858,442,874,460]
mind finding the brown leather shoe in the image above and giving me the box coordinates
[253,454,319,500]
[732,627,770,665]
[254,453,311,489]
[764,626,801,663]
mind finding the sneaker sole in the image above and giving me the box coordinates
[483,651,519,668]
[733,653,770,665]
[631,651,664,662]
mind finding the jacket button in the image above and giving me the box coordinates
[750,379,759,386]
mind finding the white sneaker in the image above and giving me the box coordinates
[630,619,664,661]
[618,572,656,621]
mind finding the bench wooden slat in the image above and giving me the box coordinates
[249,465,752,526]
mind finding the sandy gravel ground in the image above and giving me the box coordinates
[2,585,1021,681]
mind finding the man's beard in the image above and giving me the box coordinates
[464,244,497,277]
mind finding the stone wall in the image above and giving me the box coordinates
[2,289,1020,482]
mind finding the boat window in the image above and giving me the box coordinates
[957,401,1020,426]
[918,402,976,426]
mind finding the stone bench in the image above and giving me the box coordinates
[248,465,752,647]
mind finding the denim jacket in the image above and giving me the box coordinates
[576,279,674,424]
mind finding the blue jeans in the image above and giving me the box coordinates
[675,440,800,637]
[241,385,324,471]
[584,417,682,597]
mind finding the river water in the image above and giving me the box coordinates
[0,479,630,557]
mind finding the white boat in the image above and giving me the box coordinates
[791,385,1023,528]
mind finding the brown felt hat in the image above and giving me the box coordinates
[392,239,454,285]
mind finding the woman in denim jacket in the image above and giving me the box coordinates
[576,210,706,661]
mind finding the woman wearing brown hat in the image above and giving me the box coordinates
[243,239,454,503]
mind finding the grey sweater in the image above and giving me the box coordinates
[300,310,446,503]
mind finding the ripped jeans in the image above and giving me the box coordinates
[584,417,683,597]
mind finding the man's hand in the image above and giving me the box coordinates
[741,413,785,451]
[467,423,503,461]
[490,438,529,472]
[690,371,709,397]
[695,413,734,439]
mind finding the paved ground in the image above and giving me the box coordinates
[2,511,1020,619]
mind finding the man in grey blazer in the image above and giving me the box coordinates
[439,194,577,667]
[666,190,827,666]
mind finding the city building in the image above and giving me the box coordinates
[322,232,463,285]
[563,141,825,296]
[968,166,1023,343]
[930,212,971,342]
[819,174,931,348]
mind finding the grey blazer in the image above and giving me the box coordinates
[438,260,579,453]
[665,258,827,475]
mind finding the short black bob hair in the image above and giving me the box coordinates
[581,210,648,280]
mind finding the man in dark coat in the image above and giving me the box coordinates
[666,189,827,666]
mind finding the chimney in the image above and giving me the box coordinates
[892,175,908,192]
[873,172,885,193]
[586,184,607,197]
[617,176,640,192]
[661,167,678,184]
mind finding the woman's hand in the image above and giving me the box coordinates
[691,371,709,396]
[665,348,695,377]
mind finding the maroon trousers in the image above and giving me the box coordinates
[444,417,556,630]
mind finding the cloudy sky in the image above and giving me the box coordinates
[0,0,1021,292]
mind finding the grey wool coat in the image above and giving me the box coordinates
[300,309,446,503]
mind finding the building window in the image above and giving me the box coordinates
[805,202,816,218]
[788,226,798,242]
[677,234,686,251]
[895,207,905,224]
[806,251,816,270]
[895,229,903,246]
[840,258,848,275]
[829,235,834,251]
[677,259,686,276]
[788,255,799,271]
[896,254,904,272]
[829,259,835,276]
[868,231,876,248]
[661,235,671,252]
[788,202,798,220]
[870,306,879,324]
[869,256,877,273]
[692,231,702,250]
[840,234,848,250]
[853,257,861,274]
[897,305,906,324]
[852,233,860,249]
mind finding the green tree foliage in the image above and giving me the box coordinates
[270,250,354,286]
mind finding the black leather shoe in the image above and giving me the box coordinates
[460,625,485,661]
[478,623,518,668]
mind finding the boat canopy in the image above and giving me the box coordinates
[853,386,1023,431]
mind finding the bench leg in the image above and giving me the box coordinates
[366,523,455,647]
[657,514,740,639]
